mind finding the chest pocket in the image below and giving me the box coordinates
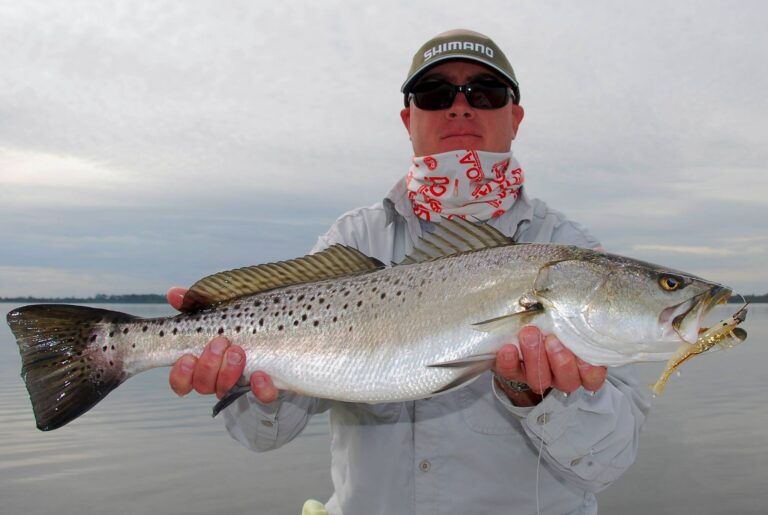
[458,372,525,435]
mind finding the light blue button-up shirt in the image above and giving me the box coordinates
[223,181,651,514]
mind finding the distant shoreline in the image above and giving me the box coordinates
[1,294,766,304]
[0,294,166,304]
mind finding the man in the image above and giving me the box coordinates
[168,29,650,514]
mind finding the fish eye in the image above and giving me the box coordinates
[659,274,684,291]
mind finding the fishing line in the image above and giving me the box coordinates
[535,339,545,515]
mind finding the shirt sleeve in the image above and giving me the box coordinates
[492,365,651,492]
[223,391,331,452]
[497,201,651,491]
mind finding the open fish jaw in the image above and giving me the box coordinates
[660,285,732,344]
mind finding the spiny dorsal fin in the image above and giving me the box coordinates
[400,216,513,265]
[180,245,384,312]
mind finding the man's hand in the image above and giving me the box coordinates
[494,326,607,406]
[166,287,279,404]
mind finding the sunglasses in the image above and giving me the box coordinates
[408,79,515,110]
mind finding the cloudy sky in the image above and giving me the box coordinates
[0,0,766,298]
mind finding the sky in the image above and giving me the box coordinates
[0,0,766,297]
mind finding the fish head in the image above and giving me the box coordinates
[532,251,731,363]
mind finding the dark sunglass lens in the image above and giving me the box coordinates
[466,83,509,109]
[412,81,455,110]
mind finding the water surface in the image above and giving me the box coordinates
[1,303,766,514]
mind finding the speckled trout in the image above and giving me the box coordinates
[7,218,740,431]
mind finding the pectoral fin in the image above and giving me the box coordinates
[471,304,543,333]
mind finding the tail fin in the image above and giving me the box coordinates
[6,304,138,431]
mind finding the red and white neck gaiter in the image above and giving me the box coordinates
[405,150,524,222]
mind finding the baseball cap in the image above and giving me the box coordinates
[401,29,520,106]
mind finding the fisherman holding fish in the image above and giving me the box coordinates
[167,30,651,514]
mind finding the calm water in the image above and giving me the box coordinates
[1,303,766,514]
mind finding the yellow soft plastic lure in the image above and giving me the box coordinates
[650,304,748,396]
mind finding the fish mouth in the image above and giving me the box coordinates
[659,285,732,343]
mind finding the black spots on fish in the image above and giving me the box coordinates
[196,327,203,333]
[298,294,305,302]
[273,297,280,304]
[344,291,350,297]
[233,304,241,310]
[293,320,299,327]
[132,343,136,348]
[380,293,386,299]
[110,345,115,350]
[159,330,164,337]
[102,345,108,352]
[301,314,307,321]
[396,291,402,296]
[123,328,129,334]
[235,326,242,333]
[109,331,115,337]
[142,326,148,333]
[278,324,284,331]
[254,300,262,307]
[217,328,224,335]
[306,304,312,311]
[318,298,325,304]
[357,300,363,308]
[259,318,264,327]
[172,327,178,335]
[332,316,338,323]
[372,286,377,293]
[417,291,423,298]
[313,320,320,327]
[90,335,97,343]
[288,310,293,317]
[221,314,227,320]
[348,326,353,333]
[343,303,349,310]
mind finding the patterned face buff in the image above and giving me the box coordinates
[406,150,524,222]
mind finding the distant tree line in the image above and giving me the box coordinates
[0,293,166,303]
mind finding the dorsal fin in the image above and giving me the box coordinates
[179,245,384,312]
[400,216,513,265]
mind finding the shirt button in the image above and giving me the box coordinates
[260,419,274,427]
[418,459,431,472]
[536,413,550,425]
